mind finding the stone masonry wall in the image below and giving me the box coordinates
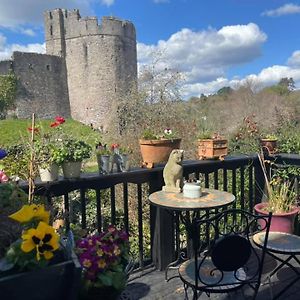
[44,9,137,130]
[12,52,70,119]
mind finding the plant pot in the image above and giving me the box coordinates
[97,155,112,174]
[139,138,181,168]
[62,161,82,179]
[183,181,202,198]
[254,203,300,234]
[39,163,59,182]
[198,139,228,160]
[260,138,277,155]
[0,251,81,300]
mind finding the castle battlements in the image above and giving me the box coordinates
[44,8,136,44]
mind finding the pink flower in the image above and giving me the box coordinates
[0,170,9,183]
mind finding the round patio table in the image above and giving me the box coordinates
[149,188,235,281]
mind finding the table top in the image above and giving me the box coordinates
[149,188,235,211]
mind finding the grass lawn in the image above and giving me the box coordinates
[0,118,101,147]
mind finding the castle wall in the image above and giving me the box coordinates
[12,52,70,119]
[44,9,137,130]
[0,60,13,75]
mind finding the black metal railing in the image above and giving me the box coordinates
[20,153,300,271]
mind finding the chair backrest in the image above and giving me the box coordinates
[192,208,272,291]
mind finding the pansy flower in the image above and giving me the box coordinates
[54,116,65,124]
[21,221,59,261]
[0,149,7,160]
[0,170,9,183]
[9,204,50,224]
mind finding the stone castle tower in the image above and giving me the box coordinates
[0,9,137,130]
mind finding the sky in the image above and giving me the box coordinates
[1,0,300,99]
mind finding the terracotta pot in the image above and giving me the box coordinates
[139,138,181,168]
[198,139,228,160]
[62,161,82,179]
[39,164,59,182]
[254,202,300,234]
[260,138,277,155]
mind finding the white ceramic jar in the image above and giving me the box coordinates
[183,181,202,198]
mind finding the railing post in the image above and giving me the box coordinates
[149,173,175,270]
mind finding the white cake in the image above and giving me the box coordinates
[183,181,202,198]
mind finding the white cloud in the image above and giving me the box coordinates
[100,0,115,6]
[138,23,267,85]
[0,33,45,61]
[0,0,93,28]
[19,28,36,37]
[262,3,300,17]
[287,50,300,67]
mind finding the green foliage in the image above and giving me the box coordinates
[54,139,92,164]
[0,73,17,118]
[1,144,30,180]
[217,86,233,97]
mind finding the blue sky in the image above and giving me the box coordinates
[1,0,300,98]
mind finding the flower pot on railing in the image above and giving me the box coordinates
[97,154,112,174]
[62,161,82,179]
[260,138,277,155]
[198,138,228,160]
[139,138,181,168]
[39,163,59,182]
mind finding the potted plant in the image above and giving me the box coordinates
[197,132,228,160]
[96,143,112,174]
[139,128,181,168]
[57,139,92,179]
[76,225,131,300]
[0,202,81,300]
[111,144,131,172]
[260,134,278,155]
[254,154,299,233]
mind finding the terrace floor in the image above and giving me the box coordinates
[121,253,300,300]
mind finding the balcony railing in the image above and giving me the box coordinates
[20,153,300,271]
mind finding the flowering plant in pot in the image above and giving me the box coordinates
[0,202,81,300]
[33,116,66,181]
[56,138,92,179]
[139,128,181,168]
[76,225,130,300]
[260,133,278,155]
[254,153,299,233]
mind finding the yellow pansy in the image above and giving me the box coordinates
[21,221,59,261]
[9,204,50,224]
[98,259,106,269]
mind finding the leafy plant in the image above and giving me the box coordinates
[55,139,92,164]
[258,153,297,213]
[141,128,178,140]
[262,134,277,140]
[0,73,17,119]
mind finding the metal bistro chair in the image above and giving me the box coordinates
[178,208,272,300]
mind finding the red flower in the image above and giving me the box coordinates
[111,143,119,150]
[27,127,39,133]
[55,116,65,124]
[50,122,59,128]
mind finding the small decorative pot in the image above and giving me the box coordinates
[97,155,112,174]
[183,181,202,198]
[260,138,277,155]
[119,154,130,172]
[39,163,59,182]
[62,161,82,179]
[254,203,300,234]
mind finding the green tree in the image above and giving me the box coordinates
[0,73,17,119]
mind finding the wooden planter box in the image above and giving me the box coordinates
[139,138,181,168]
[0,251,81,300]
[198,139,228,160]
